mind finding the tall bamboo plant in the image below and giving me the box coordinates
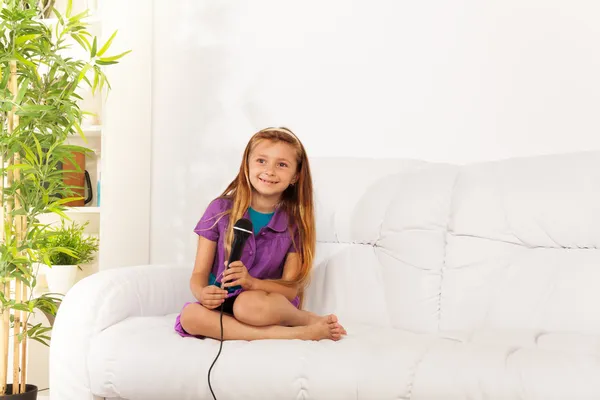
[0,0,128,395]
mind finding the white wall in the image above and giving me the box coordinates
[99,0,153,269]
[149,0,600,264]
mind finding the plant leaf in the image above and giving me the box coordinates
[6,164,33,172]
[14,52,36,68]
[98,50,131,63]
[96,30,118,58]
[77,63,91,85]
[69,10,89,23]
[66,0,73,18]
[91,37,97,58]
[16,34,40,46]
[70,33,88,51]
[14,77,30,104]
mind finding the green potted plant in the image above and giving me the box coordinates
[41,220,99,294]
[0,0,128,397]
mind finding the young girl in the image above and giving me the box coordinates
[175,127,346,341]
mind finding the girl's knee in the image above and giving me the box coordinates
[233,290,269,321]
[180,303,209,333]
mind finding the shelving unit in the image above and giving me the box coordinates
[27,0,153,392]
[30,1,107,390]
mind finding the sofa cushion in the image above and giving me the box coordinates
[306,164,460,334]
[442,151,600,334]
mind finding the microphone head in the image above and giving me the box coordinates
[227,218,254,266]
[233,218,253,237]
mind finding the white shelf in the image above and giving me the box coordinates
[67,125,102,146]
[82,125,102,136]
[64,206,101,214]
[38,207,100,234]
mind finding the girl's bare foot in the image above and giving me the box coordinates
[306,313,347,336]
[301,314,346,341]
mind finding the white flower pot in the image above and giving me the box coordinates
[46,265,78,295]
[32,262,49,291]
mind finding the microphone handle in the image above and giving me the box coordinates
[227,235,244,267]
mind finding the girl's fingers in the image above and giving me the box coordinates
[206,293,227,299]
[225,261,244,268]
[224,278,239,287]
[203,299,223,308]
[223,266,244,277]
[224,272,242,283]
[226,279,242,287]
[206,286,227,294]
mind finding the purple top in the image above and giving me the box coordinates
[194,197,300,308]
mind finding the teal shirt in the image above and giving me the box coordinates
[248,207,275,234]
[211,207,275,293]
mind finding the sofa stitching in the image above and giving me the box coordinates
[438,169,460,332]
[405,345,433,400]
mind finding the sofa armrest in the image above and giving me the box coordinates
[49,264,193,400]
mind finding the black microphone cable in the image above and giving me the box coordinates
[207,298,226,400]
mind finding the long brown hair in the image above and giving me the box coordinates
[219,127,315,307]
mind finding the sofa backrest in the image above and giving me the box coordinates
[304,151,600,337]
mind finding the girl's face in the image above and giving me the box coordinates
[248,140,298,200]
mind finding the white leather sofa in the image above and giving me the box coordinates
[49,151,600,399]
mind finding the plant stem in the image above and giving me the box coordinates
[8,60,23,395]
[0,68,4,396]
[19,281,27,393]
[5,58,15,397]
[12,282,21,394]
[0,285,5,395]
[0,138,4,246]
[2,284,7,395]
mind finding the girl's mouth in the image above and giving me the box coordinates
[259,177,278,185]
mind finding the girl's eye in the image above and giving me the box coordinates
[278,162,288,168]
[257,158,265,164]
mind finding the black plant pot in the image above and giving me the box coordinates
[0,385,38,399]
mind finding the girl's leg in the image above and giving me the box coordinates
[179,302,344,341]
[233,290,347,334]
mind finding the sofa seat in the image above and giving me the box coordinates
[88,314,600,400]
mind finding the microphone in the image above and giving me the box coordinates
[227,218,253,268]
[208,217,253,400]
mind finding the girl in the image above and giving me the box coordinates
[175,127,346,341]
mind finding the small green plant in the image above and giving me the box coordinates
[43,220,99,266]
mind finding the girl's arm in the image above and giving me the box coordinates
[189,236,218,301]
[251,252,301,302]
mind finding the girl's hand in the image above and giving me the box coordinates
[222,261,256,290]
[199,285,228,309]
